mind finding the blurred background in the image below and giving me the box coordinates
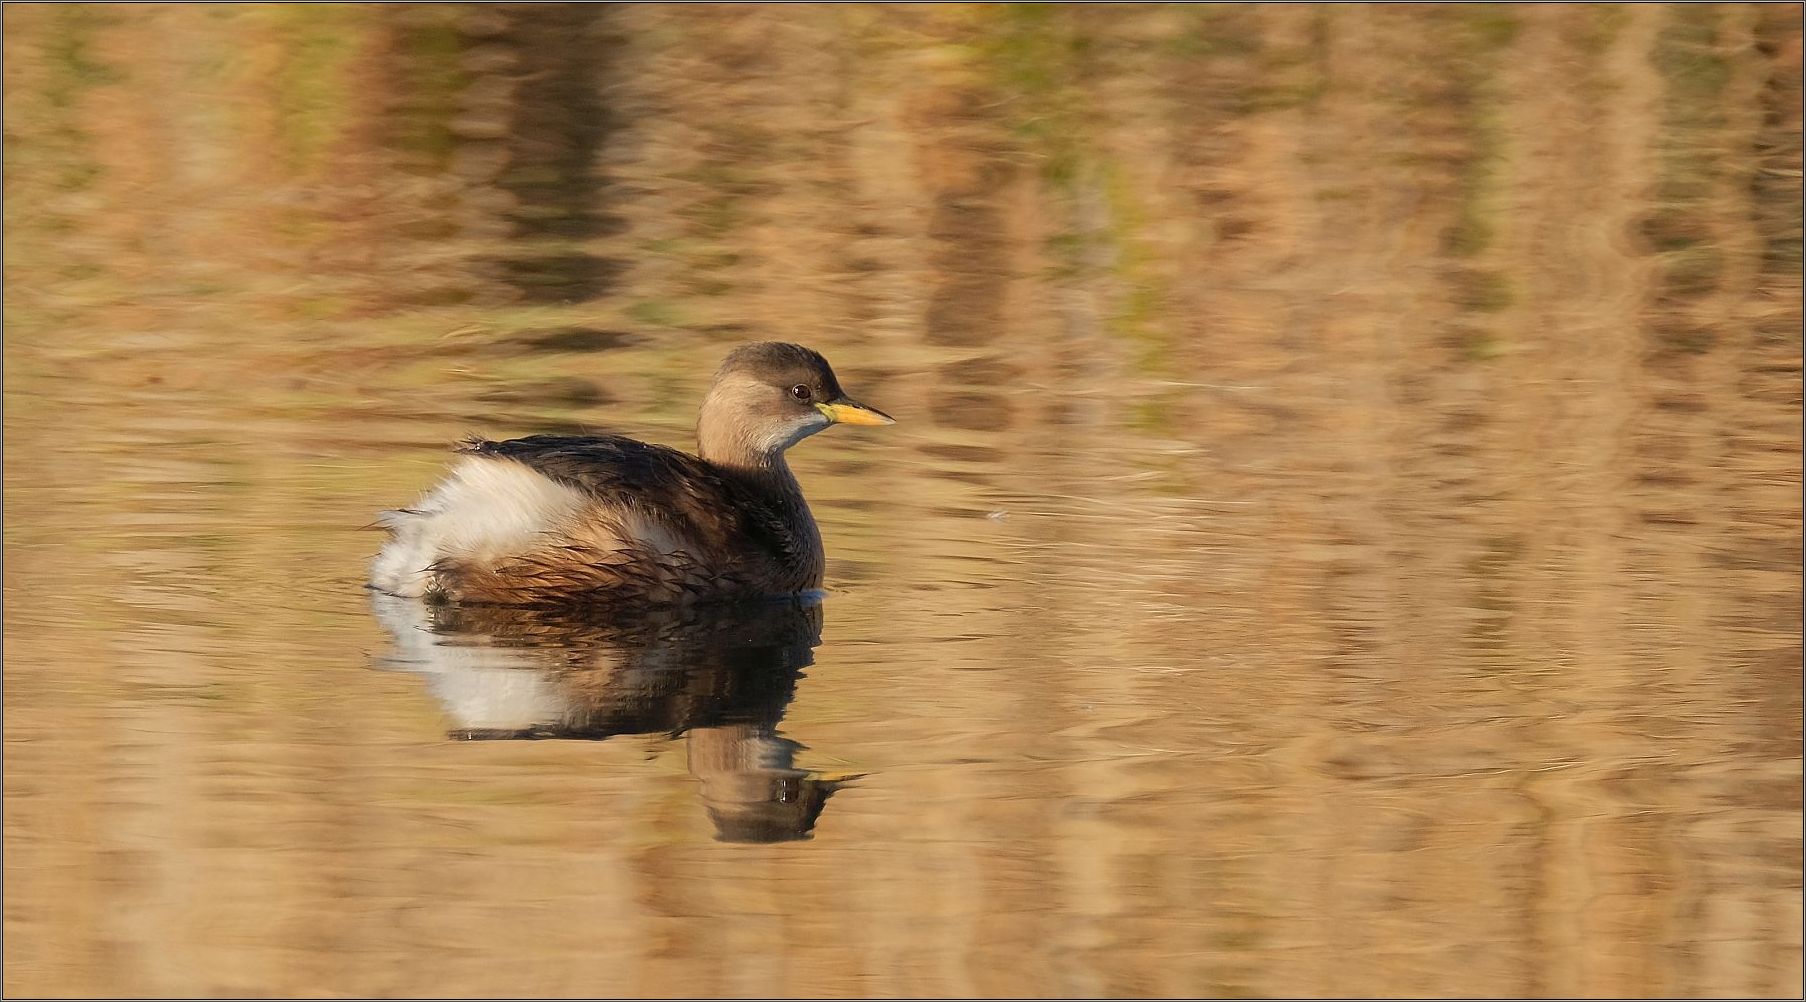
[3,3,1801,997]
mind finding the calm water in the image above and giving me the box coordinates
[4,4,1802,997]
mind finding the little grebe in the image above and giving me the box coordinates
[369,342,892,606]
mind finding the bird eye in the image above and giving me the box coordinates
[790,384,812,401]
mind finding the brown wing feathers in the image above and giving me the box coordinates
[430,436,762,606]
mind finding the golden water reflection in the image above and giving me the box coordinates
[3,3,1800,997]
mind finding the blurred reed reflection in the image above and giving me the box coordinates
[371,595,845,843]
[3,2,1799,997]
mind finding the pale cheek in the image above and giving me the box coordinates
[762,416,829,453]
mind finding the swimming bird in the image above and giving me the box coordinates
[369,342,893,606]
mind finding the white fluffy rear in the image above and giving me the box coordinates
[369,456,586,598]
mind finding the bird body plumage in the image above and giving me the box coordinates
[369,343,887,607]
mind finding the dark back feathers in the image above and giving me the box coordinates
[457,434,812,572]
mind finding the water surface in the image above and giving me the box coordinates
[4,4,1801,997]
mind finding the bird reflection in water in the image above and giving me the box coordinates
[370,594,850,843]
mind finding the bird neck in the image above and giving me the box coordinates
[697,409,806,509]
[699,424,822,584]
[696,389,800,476]
[696,394,824,584]
[698,385,757,463]
[719,451,804,502]
[698,425,789,477]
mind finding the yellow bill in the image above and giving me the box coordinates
[816,399,895,426]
